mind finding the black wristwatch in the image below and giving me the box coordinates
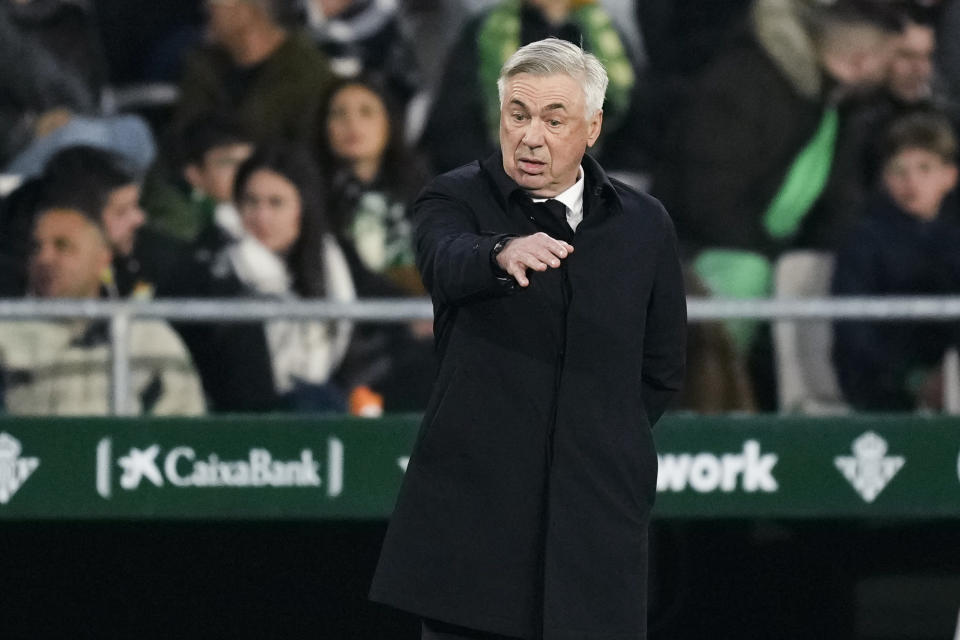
[491,236,513,269]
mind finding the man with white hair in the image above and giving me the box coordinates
[371,38,686,640]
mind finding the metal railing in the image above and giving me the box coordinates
[1,296,960,415]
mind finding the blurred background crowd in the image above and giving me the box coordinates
[1,0,958,417]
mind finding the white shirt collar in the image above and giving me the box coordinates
[532,166,585,231]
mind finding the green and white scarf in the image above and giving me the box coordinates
[477,0,635,144]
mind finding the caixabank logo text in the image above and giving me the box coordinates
[94,437,343,499]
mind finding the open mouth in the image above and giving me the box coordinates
[518,157,546,174]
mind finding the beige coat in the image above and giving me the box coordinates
[0,319,205,415]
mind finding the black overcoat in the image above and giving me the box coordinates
[370,153,686,639]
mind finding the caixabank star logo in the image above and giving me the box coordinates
[0,432,40,505]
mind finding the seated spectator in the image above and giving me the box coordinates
[293,0,422,108]
[419,0,636,174]
[141,114,253,244]
[832,111,960,411]
[172,0,335,147]
[828,7,954,228]
[174,144,355,412]
[0,205,205,415]
[654,0,902,352]
[0,0,155,177]
[319,75,435,411]
[321,76,429,294]
[0,146,186,298]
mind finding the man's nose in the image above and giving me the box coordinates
[31,247,56,273]
[33,242,55,263]
[522,118,545,147]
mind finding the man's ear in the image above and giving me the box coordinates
[586,109,603,148]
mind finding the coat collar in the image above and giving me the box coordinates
[480,152,620,214]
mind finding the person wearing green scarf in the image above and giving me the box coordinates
[654,0,902,354]
[420,0,635,174]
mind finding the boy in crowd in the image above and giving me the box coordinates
[181,117,253,243]
[0,205,204,415]
[832,111,960,410]
[142,115,253,250]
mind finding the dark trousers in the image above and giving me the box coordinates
[421,619,525,640]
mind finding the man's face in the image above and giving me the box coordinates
[101,184,145,256]
[887,23,935,103]
[205,0,251,45]
[29,209,112,299]
[500,72,602,198]
[827,29,897,92]
[185,143,254,203]
[882,147,958,220]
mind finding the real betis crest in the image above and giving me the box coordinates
[0,432,40,505]
[834,431,905,503]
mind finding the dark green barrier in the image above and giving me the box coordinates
[0,414,958,519]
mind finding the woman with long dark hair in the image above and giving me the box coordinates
[318,75,435,411]
[233,144,334,297]
[319,74,430,295]
[177,143,355,412]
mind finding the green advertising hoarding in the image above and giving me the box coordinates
[0,414,958,519]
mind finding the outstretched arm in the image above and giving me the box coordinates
[415,192,574,304]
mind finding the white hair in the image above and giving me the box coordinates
[497,38,608,119]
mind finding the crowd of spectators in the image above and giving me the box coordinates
[1,0,959,417]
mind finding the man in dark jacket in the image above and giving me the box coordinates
[172,0,334,148]
[653,0,901,353]
[371,38,687,640]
